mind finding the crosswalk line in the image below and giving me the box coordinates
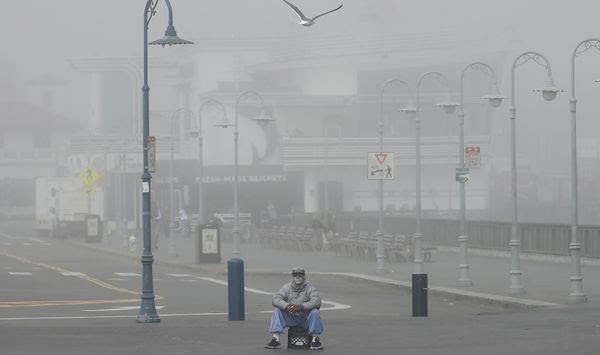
[114,273,140,277]
[8,272,32,276]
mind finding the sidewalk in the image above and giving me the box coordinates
[78,231,600,308]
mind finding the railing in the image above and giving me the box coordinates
[276,212,600,258]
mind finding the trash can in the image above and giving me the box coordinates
[196,223,221,264]
[85,214,103,243]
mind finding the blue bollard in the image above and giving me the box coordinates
[228,258,245,320]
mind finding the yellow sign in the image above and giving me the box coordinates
[79,166,100,188]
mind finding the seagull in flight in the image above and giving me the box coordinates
[281,0,343,27]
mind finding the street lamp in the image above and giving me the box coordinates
[376,78,413,274]
[566,39,600,303]
[508,51,562,294]
[138,0,192,324]
[400,72,458,276]
[165,108,193,258]
[217,91,272,321]
[457,62,505,287]
[188,100,228,229]
[217,91,273,259]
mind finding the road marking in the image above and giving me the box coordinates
[2,243,11,246]
[167,273,194,277]
[196,276,352,311]
[0,312,229,321]
[114,273,140,277]
[8,272,32,276]
[107,278,127,281]
[179,279,197,282]
[23,243,32,246]
[0,299,141,308]
[82,305,164,312]
[0,251,163,308]
[61,272,86,277]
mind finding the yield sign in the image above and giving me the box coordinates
[375,153,387,165]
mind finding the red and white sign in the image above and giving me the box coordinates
[465,146,481,169]
[367,152,395,180]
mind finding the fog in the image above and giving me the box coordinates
[1,0,600,229]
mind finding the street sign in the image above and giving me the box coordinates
[79,166,100,188]
[465,146,481,169]
[367,152,395,180]
[148,136,156,173]
[455,167,470,183]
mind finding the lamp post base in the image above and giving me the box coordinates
[136,313,161,323]
[457,278,473,287]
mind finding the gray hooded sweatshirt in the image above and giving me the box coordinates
[272,280,321,312]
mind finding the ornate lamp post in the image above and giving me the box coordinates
[508,51,562,294]
[138,0,192,324]
[567,39,600,302]
[165,108,193,258]
[216,91,272,321]
[188,100,228,228]
[400,72,458,275]
[456,62,504,286]
[376,78,414,274]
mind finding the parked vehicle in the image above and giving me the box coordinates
[35,176,104,238]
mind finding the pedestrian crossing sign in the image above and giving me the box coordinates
[79,166,100,188]
[367,152,395,180]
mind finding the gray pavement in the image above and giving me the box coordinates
[91,229,600,308]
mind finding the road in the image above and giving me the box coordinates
[0,222,599,354]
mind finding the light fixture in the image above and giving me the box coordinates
[399,101,418,120]
[534,80,564,101]
[481,85,505,108]
[436,99,460,115]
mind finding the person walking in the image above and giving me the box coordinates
[151,198,162,251]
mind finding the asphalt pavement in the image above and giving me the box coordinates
[90,227,600,307]
[2,221,600,354]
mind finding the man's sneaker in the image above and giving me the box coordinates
[264,337,281,349]
[310,337,324,350]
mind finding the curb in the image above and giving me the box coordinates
[70,241,562,310]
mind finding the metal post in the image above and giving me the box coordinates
[507,51,558,294]
[376,79,412,274]
[456,62,501,287]
[168,132,177,257]
[137,0,193,323]
[226,91,267,321]
[456,106,472,286]
[232,108,240,259]
[567,39,598,302]
[137,0,159,323]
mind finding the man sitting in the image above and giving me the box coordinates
[265,267,324,350]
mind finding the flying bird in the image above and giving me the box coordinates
[281,0,343,27]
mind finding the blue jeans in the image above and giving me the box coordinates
[269,308,323,335]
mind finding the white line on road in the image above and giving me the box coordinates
[114,273,140,277]
[82,305,165,312]
[8,272,32,276]
[166,273,194,277]
[61,272,86,277]
[196,276,352,311]
[0,312,228,321]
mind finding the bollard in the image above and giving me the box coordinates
[228,258,245,320]
[412,273,428,317]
